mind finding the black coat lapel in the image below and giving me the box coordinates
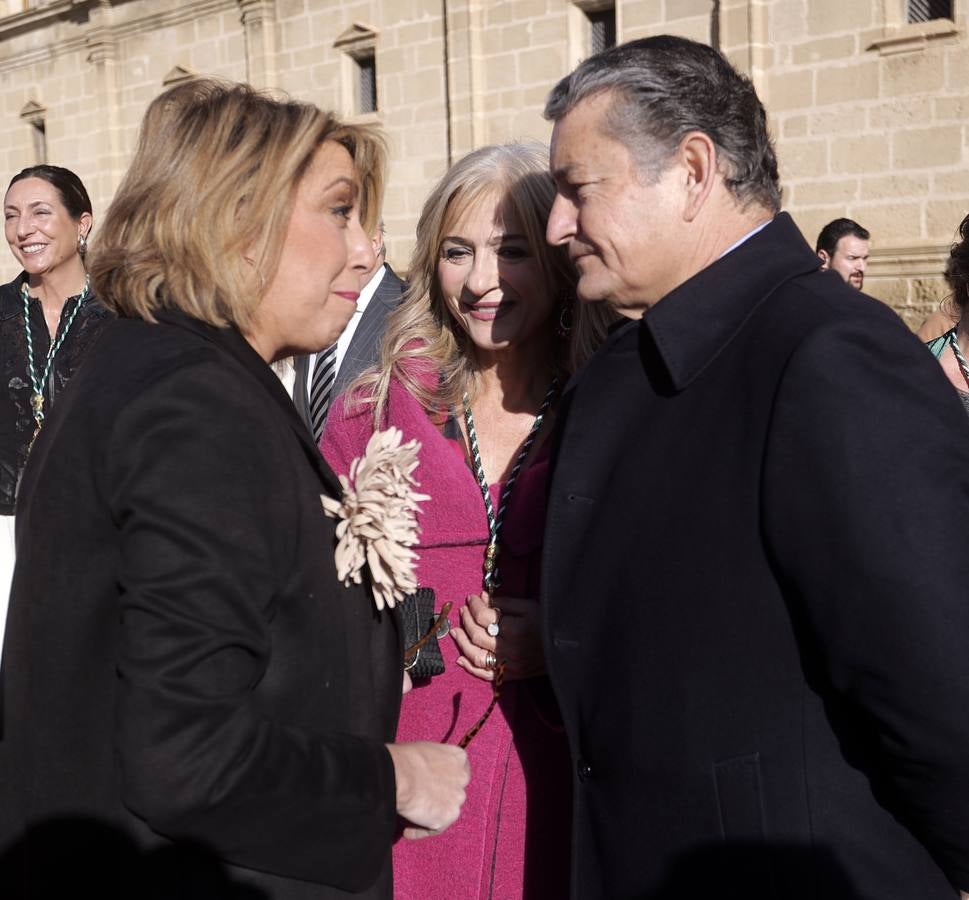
[154,312,345,498]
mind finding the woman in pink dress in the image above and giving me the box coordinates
[323,143,612,899]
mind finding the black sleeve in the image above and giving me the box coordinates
[764,312,969,891]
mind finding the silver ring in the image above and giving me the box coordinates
[484,651,497,670]
[486,608,501,638]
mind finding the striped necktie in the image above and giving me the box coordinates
[309,344,337,443]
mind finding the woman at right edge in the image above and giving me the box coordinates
[927,212,969,417]
[324,142,612,899]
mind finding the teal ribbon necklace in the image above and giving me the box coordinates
[462,377,559,592]
[22,275,90,445]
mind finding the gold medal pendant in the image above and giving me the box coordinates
[484,542,499,579]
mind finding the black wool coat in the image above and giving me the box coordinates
[0,310,401,899]
[542,213,969,899]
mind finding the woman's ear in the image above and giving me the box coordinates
[77,211,93,240]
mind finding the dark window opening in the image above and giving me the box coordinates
[588,8,616,54]
[30,119,46,164]
[907,0,953,22]
[356,51,377,114]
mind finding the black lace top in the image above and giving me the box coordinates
[0,272,113,514]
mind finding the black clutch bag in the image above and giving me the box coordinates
[401,588,450,680]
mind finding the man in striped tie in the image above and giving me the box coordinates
[293,221,406,445]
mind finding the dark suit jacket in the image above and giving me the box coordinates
[0,311,401,899]
[542,213,969,899]
[293,265,405,434]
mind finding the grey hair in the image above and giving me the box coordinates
[544,35,780,213]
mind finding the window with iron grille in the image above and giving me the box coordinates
[907,0,953,22]
[589,7,616,54]
[356,51,377,115]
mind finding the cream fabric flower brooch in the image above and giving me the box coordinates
[321,427,428,611]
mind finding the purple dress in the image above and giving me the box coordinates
[322,372,571,900]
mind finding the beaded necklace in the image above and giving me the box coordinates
[948,328,969,391]
[462,377,559,592]
[21,275,90,443]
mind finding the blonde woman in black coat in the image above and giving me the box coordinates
[0,79,467,900]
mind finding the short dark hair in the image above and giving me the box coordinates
[7,165,92,222]
[944,213,969,312]
[543,35,781,213]
[815,218,870,256]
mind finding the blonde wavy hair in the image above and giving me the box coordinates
[356,142,613,424]
[89,78,385,330]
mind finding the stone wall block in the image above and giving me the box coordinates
[766,69,814,111]
[484,51,520,91]
[789,178,860,206]
[925,199,969,240]
[893,125,961,169]
[621,0,665,31]
[934,171,969,194]
[862,173,931,197]
[530,16,566,45]
[831,134,890,174]
[882,49,945,98]
[779,139,829,179]
[856,202,923,243]
[816,61,879,105]
[507,0,548,22]
[791,35,856,65]
[867,96,926,129]
[806,0,875,36]
[809,105,867,136]
[782,114,808,138]
[277,0,307,19]
[518,45,567,86]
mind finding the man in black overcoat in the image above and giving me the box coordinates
[541,35,969,899]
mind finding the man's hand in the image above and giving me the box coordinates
[386,741,469,840]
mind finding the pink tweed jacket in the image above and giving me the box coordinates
[322,371,571,900]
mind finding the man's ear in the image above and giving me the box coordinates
[817,249,831,270]
[679,132,718,223]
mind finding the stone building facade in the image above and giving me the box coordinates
[0,0,964,327]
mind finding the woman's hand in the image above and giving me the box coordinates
[452,591,546,681]
[386,742,470,840]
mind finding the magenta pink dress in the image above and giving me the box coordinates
[322,372,572,900]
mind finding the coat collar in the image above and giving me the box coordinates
[0,272,28,318]
[153,310,345,497]
[642,212,820,391]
